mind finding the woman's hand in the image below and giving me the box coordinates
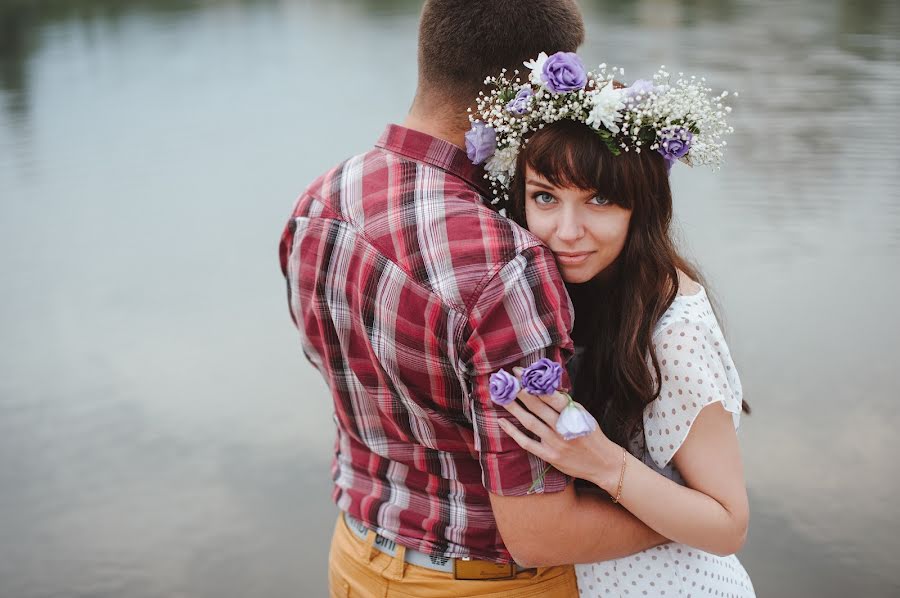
[497,380,624,491]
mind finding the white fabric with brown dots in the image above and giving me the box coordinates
[643,286,743,470]
[574,286,755,598]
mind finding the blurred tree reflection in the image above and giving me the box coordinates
[585,0,739,25]
[345,0,421,16]
[837,0,888,35]
[0,0,195,115]
[835,0,899,60]
[1,0,897,119]
[0,4,30,115]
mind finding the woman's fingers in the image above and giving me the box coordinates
[503,397,556,441]
[542,390,572,412]
[508,368,573,414]
[514,387,572,420]
[498,419,551,461]
[518,392,561,428]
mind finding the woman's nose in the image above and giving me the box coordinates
[556,207,584,242]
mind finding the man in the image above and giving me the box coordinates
[279,1,665,595]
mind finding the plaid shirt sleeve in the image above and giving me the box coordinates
[463,244,575,496]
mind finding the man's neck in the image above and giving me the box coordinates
[401,106,467,150]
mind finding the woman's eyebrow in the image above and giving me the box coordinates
[525,179,556,190]
[526,179,599,199]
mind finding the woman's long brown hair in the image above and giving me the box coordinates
[508,119,748,451]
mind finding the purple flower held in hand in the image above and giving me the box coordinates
[506,86,534,115]
[556,399,598,440]
[489,369,520,405]
[542,52,587,94]
[465,121,497,165]
[657,126,693,161]
[521,358,563,395]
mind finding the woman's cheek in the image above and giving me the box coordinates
[525,209,555,244]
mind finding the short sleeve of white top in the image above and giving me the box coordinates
[643,286,743,470]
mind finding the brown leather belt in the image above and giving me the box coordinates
[343,512,531,580]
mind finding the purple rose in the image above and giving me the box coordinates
[489,369,521,405]
[506,87,534,115]
[542,52,587,94]
[555,400,598,440]
[465,121,497,165]
[521,358,563,395]
[657,126,693,161]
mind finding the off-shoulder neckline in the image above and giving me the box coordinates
[672,284,707,301]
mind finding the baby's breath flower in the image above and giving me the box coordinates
[485,139,520,181]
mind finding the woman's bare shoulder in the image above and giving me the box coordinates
[676,270,702,297]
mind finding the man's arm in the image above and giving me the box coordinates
[463,243,663,565]
[489,485,665,568]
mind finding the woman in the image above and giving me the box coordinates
[466,54,755,597]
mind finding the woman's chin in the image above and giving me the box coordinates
[561,268,599,284]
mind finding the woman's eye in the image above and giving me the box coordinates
[589,195,611,206]
[532,192,556,205]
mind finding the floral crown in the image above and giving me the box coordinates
[465,52,736,208]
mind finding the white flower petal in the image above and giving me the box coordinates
[523,52,549,86]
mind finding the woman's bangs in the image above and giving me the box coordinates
[522,121,631,208]
[524,138,600,191]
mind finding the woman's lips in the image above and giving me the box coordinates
[555,251,594,265]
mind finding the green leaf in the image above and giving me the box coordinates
[497,87,516,104]
[603,137,621,155]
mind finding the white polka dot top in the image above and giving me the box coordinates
[575,285,755,598]
[643,285,743,470]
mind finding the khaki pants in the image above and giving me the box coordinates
[328,514,578,597]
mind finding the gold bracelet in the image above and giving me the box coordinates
[611,448,627,504]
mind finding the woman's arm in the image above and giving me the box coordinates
[499,391,749,556]
[594,401,748,555]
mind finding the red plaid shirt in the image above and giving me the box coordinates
[279,125,574,562]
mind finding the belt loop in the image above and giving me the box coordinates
[382,544,407,581]
[358,529,379,564]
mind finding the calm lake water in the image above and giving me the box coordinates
[1,0,898,596]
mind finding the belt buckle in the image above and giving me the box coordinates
[452,556,515,580]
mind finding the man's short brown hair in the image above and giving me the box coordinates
[417,0,585,106]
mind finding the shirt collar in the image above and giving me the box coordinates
[375,124,492,199]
